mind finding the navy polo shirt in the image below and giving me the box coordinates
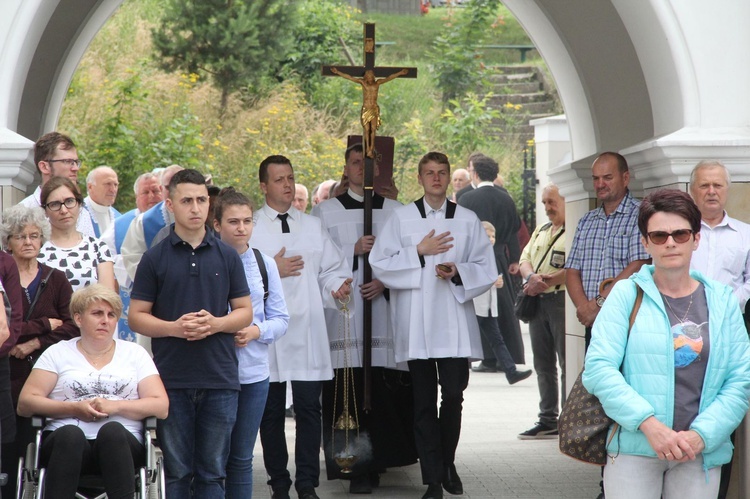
[131,226,250,390]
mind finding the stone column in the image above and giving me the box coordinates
[0,128,36,210]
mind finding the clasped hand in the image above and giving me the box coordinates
[523,273,549,296]
[176,310,219,341]
[76,398,111,422]
[640,416,704,462]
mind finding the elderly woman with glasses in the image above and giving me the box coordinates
[0,205,79,403]
[37,177,115,292]
[0,205,80,493]
[583,189,750,499]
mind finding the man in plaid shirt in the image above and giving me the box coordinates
[565,152,650,348]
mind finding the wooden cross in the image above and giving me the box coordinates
[322,23,417,412]
[323,23,417,159]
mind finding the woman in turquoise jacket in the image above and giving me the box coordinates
[583,189,750,499]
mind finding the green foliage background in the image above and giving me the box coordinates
[59,0,540,212]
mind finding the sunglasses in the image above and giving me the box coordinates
[647,229,693,245]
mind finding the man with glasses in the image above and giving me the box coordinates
[121,165,184,281]
[20,132,96,238]
[101,171,164,341]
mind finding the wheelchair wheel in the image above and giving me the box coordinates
[17,446,40,499]
[151,456,165,499]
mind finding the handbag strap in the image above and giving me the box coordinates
[532,224,565,273]
[628,283,644,332]
[606,282,644,455]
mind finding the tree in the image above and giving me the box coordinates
[152,0,296,114]
[431,0,502,103]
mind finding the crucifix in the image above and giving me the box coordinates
[323,23,416,411]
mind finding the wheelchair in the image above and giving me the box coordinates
[16,416,165,499]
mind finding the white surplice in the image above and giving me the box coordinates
[250,204,352,382]
[369,198,497,363]
[312,191,403,370]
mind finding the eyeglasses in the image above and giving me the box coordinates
[11,233,41,242]
[44,197,80,211]
[647,229,694,245]
[46,158,82,168]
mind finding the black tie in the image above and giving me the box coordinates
[278,213,290,233]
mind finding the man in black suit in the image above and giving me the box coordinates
[458,155,525,367]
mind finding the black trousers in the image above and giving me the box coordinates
[260,380,322,493]
[40,422,144,499]
[407,358,469,484]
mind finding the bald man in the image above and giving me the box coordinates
[293,184,309,213]
[84,165,121,236]
[451,169,471,201]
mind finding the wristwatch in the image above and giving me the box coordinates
[595,294,606,307]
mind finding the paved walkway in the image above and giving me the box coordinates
[250,327,602,498]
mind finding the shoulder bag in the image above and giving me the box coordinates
[514,224,564,323]
[558,281,643,465]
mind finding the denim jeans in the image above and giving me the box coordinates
[260,380,322,493]
[157,388,238,498]
[604,454,720,499]
[226,378,270,499]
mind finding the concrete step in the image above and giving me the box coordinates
[488,121,536,135]
[497,100,556,115]
[493,81,542,94]
[487,72,536,84]
[486,92,550,105]
[487,65,537,75]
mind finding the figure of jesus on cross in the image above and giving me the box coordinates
[330,68,408,159]
[323,23,417,159]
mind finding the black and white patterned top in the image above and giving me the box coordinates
[38,235,114,291]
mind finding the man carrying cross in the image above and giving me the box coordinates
[312,142,418,494]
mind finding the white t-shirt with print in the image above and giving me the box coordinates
[33,338,159,443]
[38,235,114,291]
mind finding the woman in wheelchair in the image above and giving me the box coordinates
[17,284,168,498]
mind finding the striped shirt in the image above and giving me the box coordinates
[565,190,648,299]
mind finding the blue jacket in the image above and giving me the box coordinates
[583,265,750,469]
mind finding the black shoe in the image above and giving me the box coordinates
[506,368,533,385]
[297,488,320,499]
[349,474,373,494]
[369,471,380,488]
[471,362,497,373]
[422,483,444,499]
[442,464,463,495]
[271,488,291,499]
[595,494,605,499]
[517,422,559,440]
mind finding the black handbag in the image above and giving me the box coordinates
[514,225,564,323]
[513,291,539,323]
[558,283,643,465]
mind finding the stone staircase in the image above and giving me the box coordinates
[484,65,561,145]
